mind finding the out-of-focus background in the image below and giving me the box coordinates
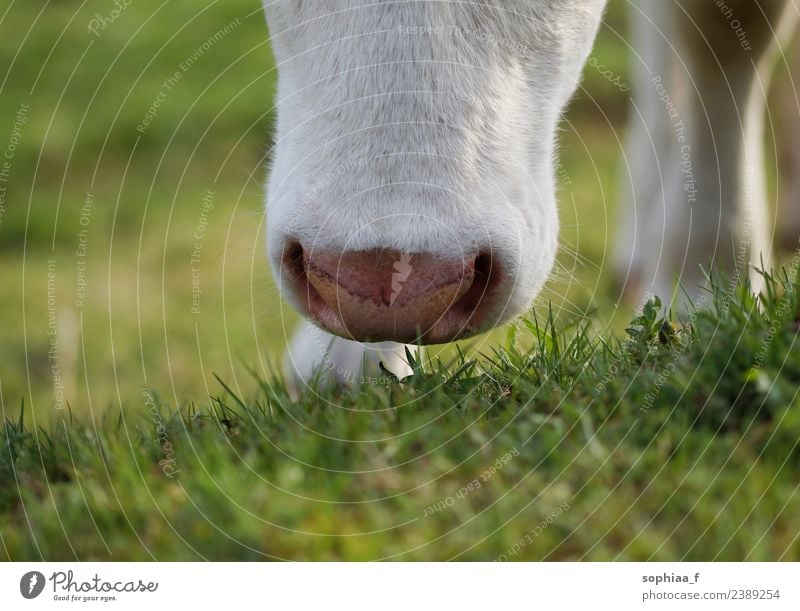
[0,0,795,420]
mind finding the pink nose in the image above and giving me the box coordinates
[282,244,501,343]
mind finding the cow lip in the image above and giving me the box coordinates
[281,242,501,344]
[302,276,486,345]
[309,299,480,344]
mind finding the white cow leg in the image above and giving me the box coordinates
[283,320,417,395]
[649,70,769,307]
[777,36,800,251]
[641,1,798,309]
[783,104,800,249]
[614,0,677,302]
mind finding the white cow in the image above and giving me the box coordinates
[261,0,798,389]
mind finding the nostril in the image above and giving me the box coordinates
[455,251,502,315]
[282,240,327,316]
[283,241,305,281]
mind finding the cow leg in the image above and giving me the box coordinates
[283,320,416,395]
[632,0,797,307]
[614,0,678,302]
[777,37,800,251]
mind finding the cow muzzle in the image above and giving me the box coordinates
[280,242,504,344]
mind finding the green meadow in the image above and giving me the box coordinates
[1,1,798,560]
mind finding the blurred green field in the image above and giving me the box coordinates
[0,1,636,422]
[2,0,800,564]
[1,0,278,421]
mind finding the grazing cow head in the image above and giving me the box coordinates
[264,0,605,344]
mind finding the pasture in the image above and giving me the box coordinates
[3,273,800,560]
[1,0,799,560]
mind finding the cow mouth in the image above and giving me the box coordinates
[281,241,502,344]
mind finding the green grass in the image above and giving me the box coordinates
[0,0,635,419]
[2,270,799,561]
[2,0,799,561]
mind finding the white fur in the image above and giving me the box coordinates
[282,320,417,395]
[262,1,604,386]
